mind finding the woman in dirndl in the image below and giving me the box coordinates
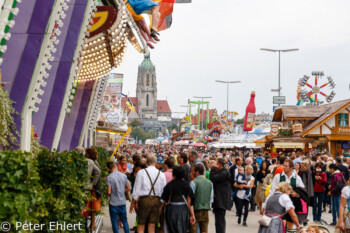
[259,182,301,233]
[161,166,196,233]
[255,161,270,214]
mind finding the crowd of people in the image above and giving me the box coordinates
[82,144,350,233]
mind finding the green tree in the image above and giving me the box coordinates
[167,123,178,133]
[130,127,145,140]
[130,128,155,142]
[128,119,143,128]
[235,118,245,124]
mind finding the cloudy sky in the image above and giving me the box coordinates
[116,0,350,118]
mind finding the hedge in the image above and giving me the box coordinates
[0,147,110,233]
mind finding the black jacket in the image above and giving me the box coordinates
[210,167,232,210]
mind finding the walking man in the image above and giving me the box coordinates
[210,158,232,233]
[106,161,131,233]
[269,159,305,196]
[131,155,166,233]
[190,164,213,233]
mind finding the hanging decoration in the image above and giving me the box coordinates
[297,71,336,106]
[0,0,22,65]
[0,86,18,148]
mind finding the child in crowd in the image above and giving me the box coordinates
[300,225,320,233]
[236,167,251,200]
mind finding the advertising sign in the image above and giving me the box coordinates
[98,73,123,126]
[273,96,286,104]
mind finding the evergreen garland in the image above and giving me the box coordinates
[0,86,18,148]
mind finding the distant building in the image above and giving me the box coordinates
[122,55,172,134]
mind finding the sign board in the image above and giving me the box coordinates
[273,96,286,104]
[98,73,123,126]
[292,124,303,133]
[333,127,350,135]
[270,123,280,137]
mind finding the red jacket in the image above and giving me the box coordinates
[313,171,327,193]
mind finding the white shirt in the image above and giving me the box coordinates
[237,177,255,199]
[342,186,350,199]
[132,166,166,200]
[269,171,305,196]
[262,191,295,211]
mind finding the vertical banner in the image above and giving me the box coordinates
[98,73,124,126]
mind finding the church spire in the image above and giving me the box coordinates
[140,54,154,71]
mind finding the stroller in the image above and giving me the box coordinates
[286,221,331,233]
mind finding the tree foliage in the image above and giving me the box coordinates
[0,86,18,148]
[0,147,111,232]
[235,118,245,124]
[167,124,178,133]
[0,150,49,231]
[36,149,88,232]
[128,119,143,128]
[130,127,155,142]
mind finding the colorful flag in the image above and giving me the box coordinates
[121,93,135,111]
[158,14,172,31]
[126,100,135,111]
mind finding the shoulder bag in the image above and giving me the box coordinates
[258,212,287,227]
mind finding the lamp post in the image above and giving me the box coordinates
[260,48,299,106]
[172,112,185,132]
[215,80,241,125]
[180,104,195,116]
[193,96,212,133]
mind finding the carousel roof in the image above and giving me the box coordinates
[75,4,147,82]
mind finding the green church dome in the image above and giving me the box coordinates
[140,55,154,70]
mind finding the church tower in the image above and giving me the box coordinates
[136,55,158,119]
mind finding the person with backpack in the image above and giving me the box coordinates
[329,163,346,226]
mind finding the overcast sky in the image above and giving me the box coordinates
[116,0,350,119]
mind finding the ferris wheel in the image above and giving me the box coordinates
[297,71,336,105]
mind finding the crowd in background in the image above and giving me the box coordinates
[83,144,350,233]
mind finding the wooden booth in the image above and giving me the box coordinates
[272,99,350,157]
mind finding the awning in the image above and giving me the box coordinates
[255,143,266,148]
[274,142,312,149]
[209,142,260,149]
[174,140,189,146]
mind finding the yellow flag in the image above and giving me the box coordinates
[126,101,135,111]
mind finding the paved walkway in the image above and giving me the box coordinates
[101,203,336,233]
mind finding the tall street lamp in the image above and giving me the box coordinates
[260,48,299,106]
[215,80,241,124]
[180,104,195,116]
